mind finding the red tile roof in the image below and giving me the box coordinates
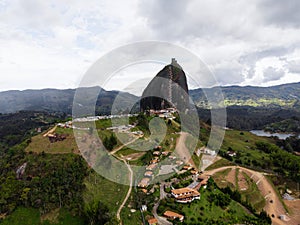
[171,187,200,196]
[163,210,184,220]
[148,218,158,224]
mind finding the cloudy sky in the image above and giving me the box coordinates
[0,0,300,94]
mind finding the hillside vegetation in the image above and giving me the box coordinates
[0,87,138,114]
[190,82,300,109]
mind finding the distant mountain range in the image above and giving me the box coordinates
[1,82,300,114]
[0,87,138,114]
[190,82,300,109]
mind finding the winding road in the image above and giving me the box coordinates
[116,157,133,224]
[110,138,136,224]
[109,135,139,155]
[204,166,296,225]
[112,131,297,225]
[152,200,172,225]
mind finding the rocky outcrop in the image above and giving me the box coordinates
[140,58,189,112]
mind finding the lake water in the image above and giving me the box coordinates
[250,130,299,140]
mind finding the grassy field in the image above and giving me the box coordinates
[159,188,256,224]
[116,146,141,157]
[120,205,143,225]
[240,172,265,211]
[25,118,135,154]
[220,130,275,167]
[1,207,85,225]
[119,186,158,225]
[221,130,273,153]
[212,167,266,212]
[206,158,235,170]
[83,170,129,218]
[1,207,41,225]
[212,168,234,189]
[25,127,77,154]
[192,153,201,169]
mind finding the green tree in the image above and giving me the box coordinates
[84,201,111,225]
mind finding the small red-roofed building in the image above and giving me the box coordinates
[150,159,158,164]
[163,211,184,222]
[175,160,183,166]
[183,165,192,170]
[153,151,161,156]
[147,218,158,225]
[141,188,148,193]
[138,178,150,188]
[162,151,171,156]
[191,170,198,175]
[144,171,153,177]
[146,164,157,171]
[168,155,176,160]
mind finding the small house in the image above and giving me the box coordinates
[163,211,184,222]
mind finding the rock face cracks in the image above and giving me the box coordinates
[140,58,189,112]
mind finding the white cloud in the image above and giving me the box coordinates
[0,0,300,93]
[262,67,285,82]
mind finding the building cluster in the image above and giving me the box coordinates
[147,174,210,223]
[148,108,177,120]
[73,114,138,122]
[107,124,143,136]
[139,147,211,222]
[171,187,200,203]
[56,114,145,136]
[138,146,172,188]
[57,121,73,128]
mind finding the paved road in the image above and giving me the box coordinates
[152,200,172,225]
[160,182,169,200]
[150,182,173,225]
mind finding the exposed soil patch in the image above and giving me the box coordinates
[237,170,248,191]
[204,166,292,225]
[225,168,236,188]
[175,132,196,168]
[284,200,300,225]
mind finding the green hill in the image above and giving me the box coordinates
[0,87,138,114]
[190,82,300,109]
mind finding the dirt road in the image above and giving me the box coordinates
[43,125,57,137]
[114,154,133,224]
[109,138,136,224]
[175,132,196,168]
[109,136,139,155]
[204,166,297,225]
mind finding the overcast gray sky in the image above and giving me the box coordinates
[0,0,300,94]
